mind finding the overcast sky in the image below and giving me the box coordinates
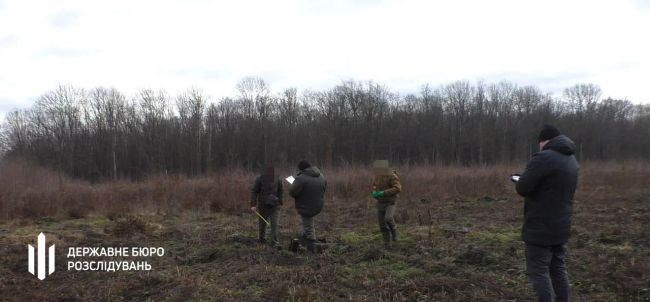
[1,0,649,121]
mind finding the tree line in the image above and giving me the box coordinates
[1,77,649,181]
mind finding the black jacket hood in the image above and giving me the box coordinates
[543,135,576,155]
[299,166,321,177]
[290,166,326,217]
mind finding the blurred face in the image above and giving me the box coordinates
[262,166,274,181]
[539,140,549,151]
[373,160,390,176]
[374,167,390,175]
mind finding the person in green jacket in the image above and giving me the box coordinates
[250,166,283,246]
[371,160,402,249]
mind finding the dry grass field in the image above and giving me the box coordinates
[0,160,648,301]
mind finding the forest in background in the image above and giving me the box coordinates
[0,79,648,300]
[1,77,649,181]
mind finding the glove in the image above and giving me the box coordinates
[372,191,385,199]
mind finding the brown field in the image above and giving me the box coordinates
[0,160,648,301]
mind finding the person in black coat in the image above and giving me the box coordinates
[288,160,327,251]
[514,125,578,302]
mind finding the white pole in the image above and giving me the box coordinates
[38,233,45,280]
[28,245,34,274]
[49,245,55,275]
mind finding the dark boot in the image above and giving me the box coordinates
[382,231,392,249]
[306,239,317,252]
[289,238,300,252]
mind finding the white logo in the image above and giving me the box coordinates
[28,233,55,280]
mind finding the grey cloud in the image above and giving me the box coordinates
[0,35,17,47]
[0,96,40,122]
[297,0,388,15]
[0,99,16,111]
[39,46,98,58]
[632,0,650,10]
[174,68,221,80]
[0,99,19,121]
[49,10,80,28]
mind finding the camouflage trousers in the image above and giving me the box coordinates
[377,203,397,244]
[300,215,316,241]
[258,206,280,245]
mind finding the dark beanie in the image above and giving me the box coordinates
[538,124,561,142]
[298,160,311,170]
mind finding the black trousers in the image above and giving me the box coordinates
[525,243,570,302]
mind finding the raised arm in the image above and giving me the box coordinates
[516,152,550,196]
[289,176,305,198]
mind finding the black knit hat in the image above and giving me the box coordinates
[538,124,561,142]
[298,160,311,170]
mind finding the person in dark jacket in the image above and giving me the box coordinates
[288,160,327,251]
[251,166,283,246]
[514,125,578,302]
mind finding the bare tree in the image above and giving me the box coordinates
[563,83,602,114]
[176,88,206,175]
[3,80,649,180]
[89,87,126,179]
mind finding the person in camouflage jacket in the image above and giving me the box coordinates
[371,160,402,248]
